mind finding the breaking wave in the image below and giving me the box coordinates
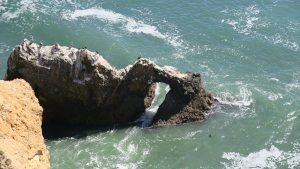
[222,144,300,169]
[213,82,255,120]
[217,86,253,107]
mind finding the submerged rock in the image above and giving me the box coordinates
[5,40,214,127]
[0,79,50,169]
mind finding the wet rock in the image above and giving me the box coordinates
[5,40,214,127]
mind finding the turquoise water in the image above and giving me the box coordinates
[1,0,300,168]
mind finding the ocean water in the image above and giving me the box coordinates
[0,0,300,168]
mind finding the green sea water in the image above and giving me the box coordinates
[1,0,300,168]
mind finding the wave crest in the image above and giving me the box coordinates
[222,144,300,169]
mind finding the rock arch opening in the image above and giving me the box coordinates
[136,82,170,127]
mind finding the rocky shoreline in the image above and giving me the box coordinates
[0,41,215,168]
[5,40,214,128]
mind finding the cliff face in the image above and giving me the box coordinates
[5,40,214,127]
[0,79,50,169]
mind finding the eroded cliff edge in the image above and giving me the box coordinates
[5,40,214,128]
[0,79,50,169]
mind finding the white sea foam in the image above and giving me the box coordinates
[47,127,151,169]
[286,83,300,92]
[111,128,149,168]
[0,0,37,22]
[64,8,172,43]
[254,87,283,101]
[266,110,299,145]
[182,130,202,140]
[266,33,299,51]
[116,163,138,169]
[269,77,279,82]
[217,86,253,107]
[165,85,170,92]
[221,5,299,51]
[222,145,300,169]
[276,111,299,144]
[215,84,255,119]
[0,43,10,53]
[0,0,7,12]
[63,7,193,59]
[268,93,282,101]
[1,2,207,59]
[113,128,140,160]
[86,155,102,169]
[113,129,136,157]
[286,71,300,92]
[221,5,261,36]
[136,83,170,127]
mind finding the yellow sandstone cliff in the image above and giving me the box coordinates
[0,79,50,169]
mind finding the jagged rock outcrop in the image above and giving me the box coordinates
[0,79,50,169]
[5,40,214,127]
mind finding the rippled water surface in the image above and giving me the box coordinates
[0,0,300,168]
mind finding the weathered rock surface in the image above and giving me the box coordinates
[5,40,214,127]
[0,79,50,169]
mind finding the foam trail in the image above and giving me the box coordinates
[65,8,165,38]
[63,7,187,56]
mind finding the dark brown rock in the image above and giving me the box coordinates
[5,40,214,128]
[144,83,157,108]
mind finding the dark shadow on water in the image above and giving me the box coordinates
[43,112,216,140]
[43,86,217,140]
[42,82,175,140]
[42,123,136,140]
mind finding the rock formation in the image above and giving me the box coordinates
[0,79,50,169]
[5,40,214,128]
